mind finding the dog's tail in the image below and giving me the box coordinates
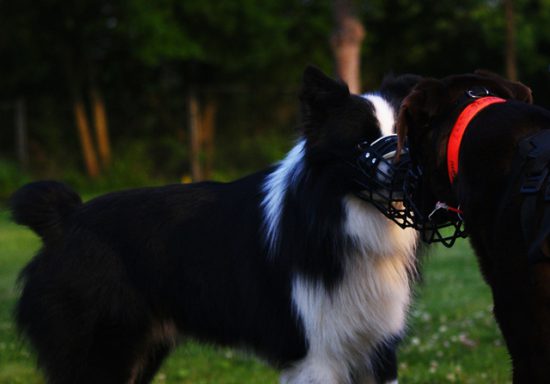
[10,181,82,241]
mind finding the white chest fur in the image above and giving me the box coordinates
[285,196,417,384]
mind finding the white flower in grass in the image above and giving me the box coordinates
[458,333,477,348]
[446,372,456,382]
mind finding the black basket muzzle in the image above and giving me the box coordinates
[355,135,467,247]
[355,135,416,228]
[402,166,468,247]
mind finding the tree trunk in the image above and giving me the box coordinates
[200,98,217,179]
[188,91,203,181]
[90,86,112,168]
[504,0,518,80]
[15,98,29,170]
[74,98,100,178]
[330,0,365,94]
[65,54,100,178]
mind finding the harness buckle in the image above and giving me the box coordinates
[520,168,549,194]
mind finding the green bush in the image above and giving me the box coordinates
[213,129,295,181]
[60,139,182,195]
[0,159,31,203]
[1,130,295,202]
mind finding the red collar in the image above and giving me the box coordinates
[447,96,506,184]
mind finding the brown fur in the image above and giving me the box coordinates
[397,70,550,383]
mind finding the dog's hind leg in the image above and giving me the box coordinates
[81,323,155,384]
[16,252,164,384]
[26,301,159,383]
[131,343,172,384]
[65,317,176,384]
[17,290,152,383]
[130,320,179,384]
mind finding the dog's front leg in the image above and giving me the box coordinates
[280,353,393,384]
[280,354,353,384]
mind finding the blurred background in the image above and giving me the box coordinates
[1,0,549,199]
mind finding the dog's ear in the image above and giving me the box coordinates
[380,73,423,106]
[473,69,533,104]
[397,78,448,155]
[300,65,350,109]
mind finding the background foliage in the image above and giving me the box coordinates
[0,0,549,197]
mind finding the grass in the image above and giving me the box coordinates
[0,209,510,383]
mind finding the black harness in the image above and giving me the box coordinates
[518,130,550,264]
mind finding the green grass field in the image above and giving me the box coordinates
[0,209,510,383]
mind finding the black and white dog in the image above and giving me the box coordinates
[11,66,419,384]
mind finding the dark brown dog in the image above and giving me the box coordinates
[397,70,550,383]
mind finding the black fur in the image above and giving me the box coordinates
[11,181,82,242]
[398,71,550,383]
[12,66,420,384]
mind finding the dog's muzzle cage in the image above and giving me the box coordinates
[402,166,468,247]
[354,135,467,247]
[354,135,416,228]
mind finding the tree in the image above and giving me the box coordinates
[0,0,117,178]
[114,0,333,180]
[331,0,365,93]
